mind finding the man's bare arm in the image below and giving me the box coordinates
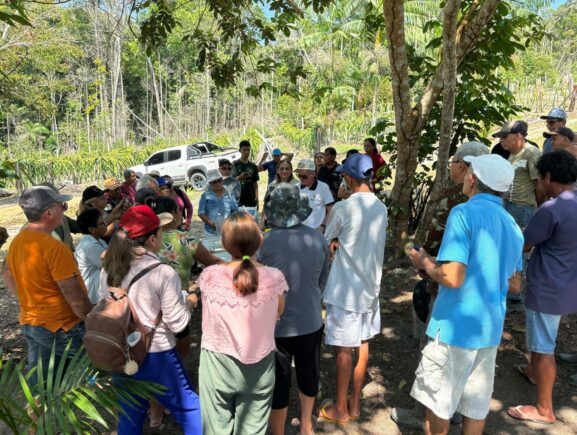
[57,276,93,319]
[1,260,17,296]
[408,248,466,289]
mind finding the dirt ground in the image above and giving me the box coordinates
[1,197,577,434]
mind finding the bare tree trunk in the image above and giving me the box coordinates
[415,0,461,243]
[147,57,164,135]
[383,0,501,255]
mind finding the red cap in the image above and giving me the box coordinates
[119,205,160,238]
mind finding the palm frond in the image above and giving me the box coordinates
[0,342,164,434]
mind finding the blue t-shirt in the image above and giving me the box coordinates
[262,161,277,184]
[524,190,577,315]
[426,194,524,349]
[198,190,238,234]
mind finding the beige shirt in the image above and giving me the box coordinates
[507,145,541,206]
[99,248,190,353]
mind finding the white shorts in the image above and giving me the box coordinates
[410,338,497,421]
[324,303,381,347]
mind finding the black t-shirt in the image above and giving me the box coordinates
[317,164,342,201]
[232,160,260,207]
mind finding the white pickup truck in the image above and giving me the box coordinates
[130,142,241,190]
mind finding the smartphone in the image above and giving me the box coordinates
[412,243,421,251]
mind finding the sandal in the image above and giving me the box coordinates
[507,405,555,425]
[318,404,350,425]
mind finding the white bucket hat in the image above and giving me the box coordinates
[206,169,223,184]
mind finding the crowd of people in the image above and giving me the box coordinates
[1,106,576,435]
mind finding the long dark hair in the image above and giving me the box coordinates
[103,228,159,287]
[221,212,261,296]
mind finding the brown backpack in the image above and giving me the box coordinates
[83,263,162,374]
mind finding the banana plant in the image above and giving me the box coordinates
[0,342,164,434]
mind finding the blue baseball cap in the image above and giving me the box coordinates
[272,148,282,156]
[336,153,373,180]
[157,177,169,187]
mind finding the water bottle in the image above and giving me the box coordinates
[215,212,224,237]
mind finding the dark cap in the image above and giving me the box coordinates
[492,121,528,138]
[82,186,104,203]
[135,187,158,205]
[543,127,575,142]
[19,186,72,213]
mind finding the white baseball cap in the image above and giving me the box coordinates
[463,154,514,192]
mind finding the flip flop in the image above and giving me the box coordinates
[507,405,555,425]
[515,364,536,385]
[318,404,350,425]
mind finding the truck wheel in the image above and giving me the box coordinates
[189,171,207,191]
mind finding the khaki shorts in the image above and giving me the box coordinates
[410,338,497,421]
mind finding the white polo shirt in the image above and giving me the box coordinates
[300,179,334,229]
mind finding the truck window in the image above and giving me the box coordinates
[167,150,181,162]
[148,152,164,165]
[187,146,201,159]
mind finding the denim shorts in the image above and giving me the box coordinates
[525,308,561,354]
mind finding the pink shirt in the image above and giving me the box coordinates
[198,264,287,364]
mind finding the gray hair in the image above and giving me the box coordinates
[136,175,158,191]
[468,168,503,197]
[454,141,489,161]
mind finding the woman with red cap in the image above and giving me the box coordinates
[99,205,201,434]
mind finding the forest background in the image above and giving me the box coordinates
[1,0,577,250]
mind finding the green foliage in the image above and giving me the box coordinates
[0,342,163,434]
[15,144,167,187]
[0,160,18,188]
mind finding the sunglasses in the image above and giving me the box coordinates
[297,174,309,179]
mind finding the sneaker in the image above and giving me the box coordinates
[391,407,422,430]
[506,299,524,314]
[556,352,577,366]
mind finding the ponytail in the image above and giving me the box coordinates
[233,255,259,296]
[103,227,159,287]
[222,212,262,296]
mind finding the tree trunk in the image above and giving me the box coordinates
[415,0,461,243]
[383,0,501,255]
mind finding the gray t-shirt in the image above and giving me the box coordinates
[258,224,330,337]
[524,190,577,315]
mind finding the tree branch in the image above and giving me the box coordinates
[417,0,501,126]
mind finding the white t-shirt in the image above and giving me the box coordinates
[323,192,388,313]
[300,180,334,229]
[75,235,107,304]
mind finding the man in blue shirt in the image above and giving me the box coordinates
[408,154,523,434]
[257,148,294,184]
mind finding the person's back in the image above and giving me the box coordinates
[197,212,287,435]
[525,190,577,314]
[258,224,329,337]
[199,264,286,363]
[9,230,84,331]
[324,192,388,312]
[428,194,524,348]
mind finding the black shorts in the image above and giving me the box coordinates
[272,325,324,409]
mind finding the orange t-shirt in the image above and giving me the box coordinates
[7,229,86,332]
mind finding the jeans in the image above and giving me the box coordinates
[21,322,85,386]
[503,200,536,229]
[525,308,561,354]
[117,348,201,434]
[503,200,536,302]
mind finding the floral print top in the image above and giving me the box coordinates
[158,229,199,290]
